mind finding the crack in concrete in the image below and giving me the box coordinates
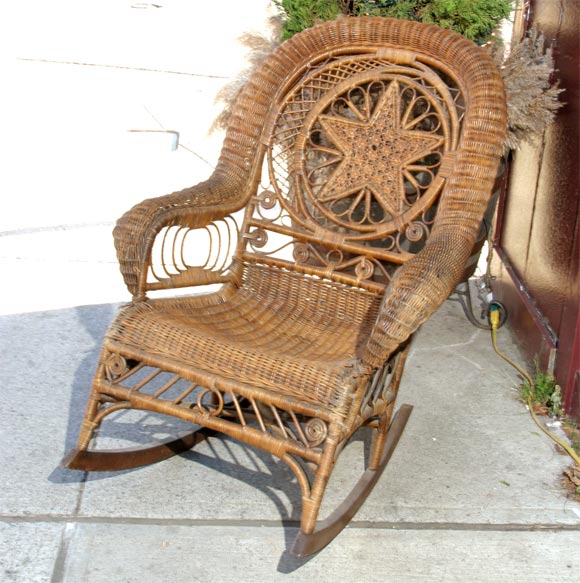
[49,522,75,583]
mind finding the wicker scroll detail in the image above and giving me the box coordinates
[240,53,464,286]
[104,352,128,381]
[196,386,224,417]
[100,361,330,451]
[304,418,328,448]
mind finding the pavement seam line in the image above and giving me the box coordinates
[16,57,230,79]
[2,515,580,532]
[0,222,115,237]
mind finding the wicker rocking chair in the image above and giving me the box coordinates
[63,17,506,556]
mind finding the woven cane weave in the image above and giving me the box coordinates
[106,265,381,414]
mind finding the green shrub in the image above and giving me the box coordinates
[275,0,342,41]
[276,0,514,44]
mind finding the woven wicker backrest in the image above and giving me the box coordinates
[218,18,505,292]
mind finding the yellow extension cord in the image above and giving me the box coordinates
[489,308,580,465]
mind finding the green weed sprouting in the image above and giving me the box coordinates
[519,356,562,417]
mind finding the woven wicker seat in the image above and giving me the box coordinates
[106,266,381,413]
[63,17,506,556]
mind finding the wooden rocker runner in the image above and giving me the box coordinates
[63,17,506,556]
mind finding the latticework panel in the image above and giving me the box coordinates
[241,51,465,288]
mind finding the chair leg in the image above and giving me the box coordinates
[62,365,214,472]
[291,404,413,557]
[369,343,411,471]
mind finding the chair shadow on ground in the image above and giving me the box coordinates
[50,304,374,570]
[56,401,373,570]
[49,303,118,484]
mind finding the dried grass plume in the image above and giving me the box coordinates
[210,17,282,134]
[495,28,565,152]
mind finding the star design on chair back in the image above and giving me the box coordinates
[316,81,443,219]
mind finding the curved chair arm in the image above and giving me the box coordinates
[354,15,508,369]
[113,58,271,300]
[113,171,254,299]
[364,227,476,368]
[364,126,507,368]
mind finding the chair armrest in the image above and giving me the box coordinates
[363,228,473,368]
[113,174,249,299]
[363,148,504,368]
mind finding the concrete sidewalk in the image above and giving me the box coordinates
[2,2,579,581]
[2,0,276,313]
[1,300,579,582]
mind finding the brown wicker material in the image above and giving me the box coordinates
[63,17,507,556]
